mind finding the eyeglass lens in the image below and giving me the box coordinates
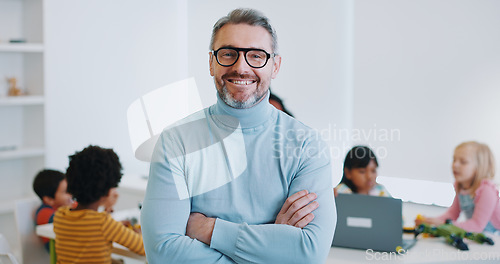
[216,48,268,68]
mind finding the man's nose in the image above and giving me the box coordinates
[232,52,251,72]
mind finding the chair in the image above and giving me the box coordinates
[14,198,50,264]
[0,253,19,264]
[0,234,11,254]
[0,234,20,264]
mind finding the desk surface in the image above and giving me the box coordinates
[324,201,500,263]
[326,233,500,263]
[104,187,500,263]
[38,221,499,263]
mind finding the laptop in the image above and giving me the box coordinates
[332,193,416,252]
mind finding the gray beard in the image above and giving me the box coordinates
[218,84,267,109]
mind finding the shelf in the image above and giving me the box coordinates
[0,43,44,53]
[0,147,44,161]
[0,95,44,106]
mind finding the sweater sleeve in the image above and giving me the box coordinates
[209,139,336,264]
[141,132,234,264]
[453,180,499,232]
[437,183,461,223]
[102,214,145,256]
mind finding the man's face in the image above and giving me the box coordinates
[210,23,281,109]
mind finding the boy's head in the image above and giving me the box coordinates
[33,169,73,209]
[66,145,122,206]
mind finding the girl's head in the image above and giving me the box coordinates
[341,146,379,194]
[453,141,495,192]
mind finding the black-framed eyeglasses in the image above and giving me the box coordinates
[211,47,276,69]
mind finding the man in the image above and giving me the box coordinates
[141,8,336,263]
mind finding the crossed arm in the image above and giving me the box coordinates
[141,173,333,264]
[186,190,319,245]
[141,132,335,263]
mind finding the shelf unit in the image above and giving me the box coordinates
[0,0,45,217]
[0,95,44,106]
[0,147,45,161]
[0,43,44,53]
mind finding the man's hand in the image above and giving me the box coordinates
[186,212,216,245]
[275,190,318,228]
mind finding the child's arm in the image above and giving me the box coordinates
[102,214,145,255]
[436,192,461,222]
[416,189,461,227]
[452,180,498,232]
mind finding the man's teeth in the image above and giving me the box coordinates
[231,80,253,85]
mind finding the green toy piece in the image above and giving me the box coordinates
[414,220,494,251]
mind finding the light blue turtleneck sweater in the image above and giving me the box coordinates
[141,92,336,263]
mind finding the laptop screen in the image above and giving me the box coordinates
[332,193,403,252]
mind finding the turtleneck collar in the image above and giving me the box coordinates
[211,90,276,130]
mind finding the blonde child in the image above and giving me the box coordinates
[416,141,500,234]
[53,145,145,263]
[335,146,391,197]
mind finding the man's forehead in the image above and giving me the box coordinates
[213,23,273,51]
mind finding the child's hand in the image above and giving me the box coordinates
[415,214,445,226]
[415,214,426,226]
[121,220,141,234]
[121,220,132,226]
[132,224,142,234]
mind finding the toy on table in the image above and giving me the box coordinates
[122,216,141,233]
[409,214,494,251]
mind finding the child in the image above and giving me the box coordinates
[53,145,145,263]
[269,91,294,117]
[416,141,500,234]
[32,169,75,251]
[335,146,391,197]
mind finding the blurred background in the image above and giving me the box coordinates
[1,0,499,234]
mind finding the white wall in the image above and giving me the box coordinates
[44,0,189,174]
[44,0,350,181]
[351,0,500,184]
[186,0,352,182]
[43,0,500,194]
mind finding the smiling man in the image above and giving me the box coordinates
[210,23,280,109]
[141,8,336,263]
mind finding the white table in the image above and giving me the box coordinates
[117,176,500,263]
[326,231,500,263]
[36,208,146,262]
[324,201,500,263]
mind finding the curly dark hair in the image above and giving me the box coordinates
[66,145,122,205]
[33,169,65,200]
[341,146,378,193]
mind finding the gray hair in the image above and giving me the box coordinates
[210,8,278,54]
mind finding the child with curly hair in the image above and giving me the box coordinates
[53,145,145,263]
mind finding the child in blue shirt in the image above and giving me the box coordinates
[32,169,75,251]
